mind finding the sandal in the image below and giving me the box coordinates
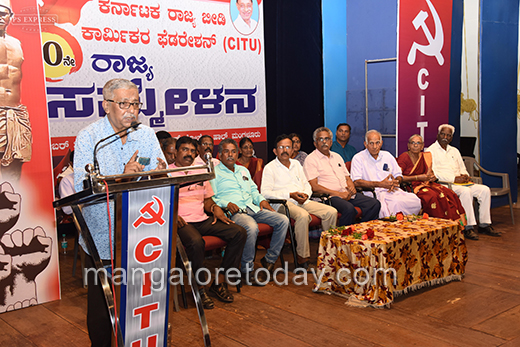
[209,281,234,303]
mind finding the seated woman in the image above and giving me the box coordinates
[289,133,308,167]
[236,137,264,178]
[397,134,466,224]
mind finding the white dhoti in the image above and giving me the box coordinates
[451,184,491,226]
[375,189,422,218]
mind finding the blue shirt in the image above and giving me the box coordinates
[73,116,165,259]
[210,163,265,213]
[331,140,357,162]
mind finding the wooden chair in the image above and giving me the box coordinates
[462,156,514,224]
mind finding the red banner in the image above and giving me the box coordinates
[0,0,60,313]
[397,0,453,153]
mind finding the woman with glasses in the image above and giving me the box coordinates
[289,133,308,167]
[397,134,466,223]
[237,137,263,178]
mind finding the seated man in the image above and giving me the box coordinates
[161,137,177,165]
[426,124,500,240]
[331,123,357,162]
[303,127,380,227]
[169,136,247,309]
[261,134,338,269]
[211,138,289,286]
[194,134,221,166]
[350,130,421,218]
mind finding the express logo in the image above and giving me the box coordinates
[407,0,444,66]
[132,196,165,228]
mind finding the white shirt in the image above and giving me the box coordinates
[234,16,258,35]
[261,158,312,208]
[350,149,403,190]
[426,141,468,183]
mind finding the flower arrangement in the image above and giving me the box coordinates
[387,212,429,222]
[328,225,376,240]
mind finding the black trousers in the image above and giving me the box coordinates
[330,193,381,226]
[85,255,112,347]
[177,217,247,283]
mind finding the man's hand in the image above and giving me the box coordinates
[155,158,167,171]
[259,200,275,212]
[212,205,234,225]
[0,182,21,235]
[124,150,144,174]
[226,202,240,215]
[177,215,187,228]
[379,174,399,192]
[290,192,307,205]
[454,175,470,184]
[335,191,353,200]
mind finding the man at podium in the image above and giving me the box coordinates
[169,136,247,309]
[74,78,166,347]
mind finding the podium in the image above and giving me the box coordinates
[53,161,215,346]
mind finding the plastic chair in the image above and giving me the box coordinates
[462,156,514,225]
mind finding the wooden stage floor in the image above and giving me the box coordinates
[1,204,520,346]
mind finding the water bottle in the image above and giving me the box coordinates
[61,234,68,254]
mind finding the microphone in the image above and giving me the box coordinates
[204,152,213,163]
[93,121,141,173]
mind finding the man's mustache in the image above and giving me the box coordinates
[183,155,194,161]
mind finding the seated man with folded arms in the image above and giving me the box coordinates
[169,136,247,309]
[350,129,421,217]
[425,124,500,240]
[261,134,338,270]
[211,138,289,286]
[194,134,220,166]
[303,127,381,227]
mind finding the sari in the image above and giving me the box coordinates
[397,152,466,224]
[237,156,263,178]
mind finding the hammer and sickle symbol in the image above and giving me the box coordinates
[132,196,165,228]
[407,0,444,66]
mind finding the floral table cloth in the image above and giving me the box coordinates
[313,218,468,307]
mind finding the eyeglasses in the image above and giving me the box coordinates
[200,142,213,147]
[409,141,423,145]
[292,140,301,144]
[105,99,143,110]
[317,137,331,143]
[277,145,292,150]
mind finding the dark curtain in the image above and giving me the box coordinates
[264,0,324,161]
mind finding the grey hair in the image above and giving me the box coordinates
[408,134,423,143]
[312,127,333,142]
[438,124,455,134]
[365,129,382,143]
[102,78,138,100]
[218,138,238,154]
